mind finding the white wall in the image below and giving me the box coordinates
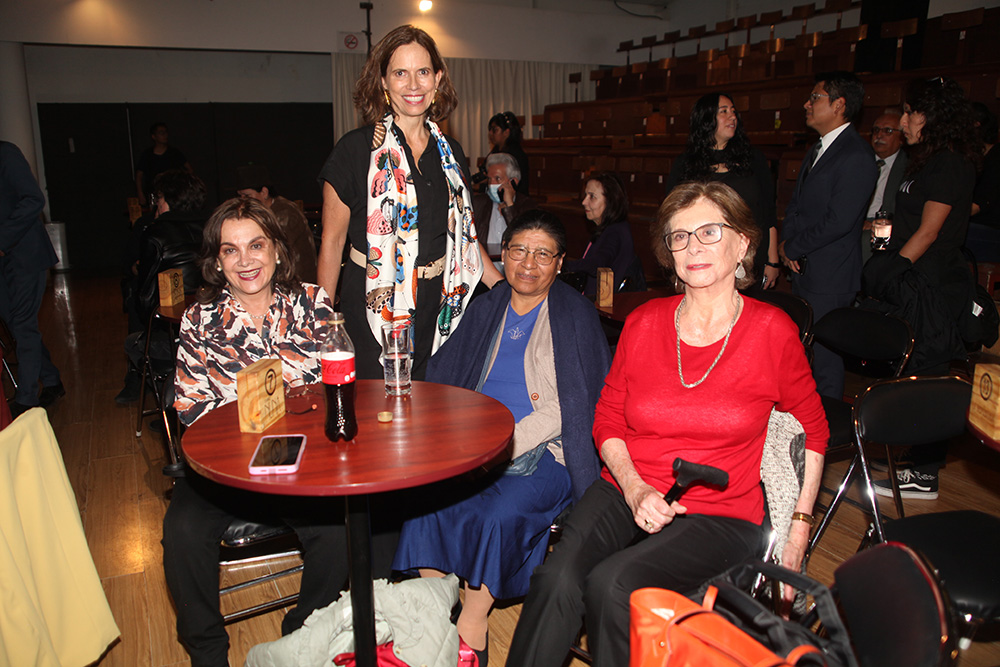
[1,0,661,67]
[5,0,1000,69]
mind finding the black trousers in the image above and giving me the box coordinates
[161,472,350,667]
[0,265,60,405]
[792,285,856,399]
[505,480,766,667]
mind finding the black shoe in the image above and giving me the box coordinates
[39,382,66,408]
[8,401,33,419]
[873,468,939,500]
[115,372,141,405]
[868,448,913,473]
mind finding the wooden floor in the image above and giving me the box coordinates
[17,271,1000,666]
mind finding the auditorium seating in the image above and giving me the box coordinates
[518,5,1000,286]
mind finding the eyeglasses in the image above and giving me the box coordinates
[665,223,734,252]
[872,126,899,136]
[504,245,561,265]
[808,93,830,103]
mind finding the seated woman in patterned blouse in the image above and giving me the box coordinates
[163,198,347,667]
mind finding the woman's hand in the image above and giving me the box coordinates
[762,264,780,289]
[777,449,823,608]
[779,519,811,604]
[624,481,686,534]
[601,438,687,533]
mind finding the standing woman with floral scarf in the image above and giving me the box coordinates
[318,25,503,380]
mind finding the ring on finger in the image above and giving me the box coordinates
[644,519,653,529]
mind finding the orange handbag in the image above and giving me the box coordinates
[630,586,824,667]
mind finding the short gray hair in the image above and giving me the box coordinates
[484,152,521,182]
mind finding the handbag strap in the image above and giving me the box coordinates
[703,585,719,610]
[720,560,855,660]
[786,645,824,664]
[705,579,853,667]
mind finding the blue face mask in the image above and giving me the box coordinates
[487,184,503,204]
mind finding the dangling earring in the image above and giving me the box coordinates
[735,262,746,280]
[275,257,281,265]
[216,263,222,272]
[383,90,391,108]
[430,89,437,106]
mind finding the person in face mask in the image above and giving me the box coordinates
[473,152,538,259]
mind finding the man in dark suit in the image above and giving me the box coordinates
[779,71,878,399]
[861,109,909,265]
[0,142,63,417]
[473,152,537,259]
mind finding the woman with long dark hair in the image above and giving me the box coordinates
[865,76,982,500]
[473,111,530,195]
[666,93,779,289]
[564,172,640,296]
[884,75,981,368]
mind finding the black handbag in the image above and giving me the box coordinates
[690,560,858,667]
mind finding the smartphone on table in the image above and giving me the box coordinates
[248,434,307,475]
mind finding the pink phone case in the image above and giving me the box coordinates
[248,434,307,475]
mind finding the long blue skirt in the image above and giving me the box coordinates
[392,449,571,600]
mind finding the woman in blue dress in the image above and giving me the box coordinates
[392,210,611,666]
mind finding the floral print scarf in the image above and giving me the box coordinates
[364,114,483,355]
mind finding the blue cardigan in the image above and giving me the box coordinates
[427,280,611,502]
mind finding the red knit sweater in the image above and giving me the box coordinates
[594,295,828,525]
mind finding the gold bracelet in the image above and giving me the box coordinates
[791,511,815,526]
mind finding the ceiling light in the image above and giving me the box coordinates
[419,0,432,11]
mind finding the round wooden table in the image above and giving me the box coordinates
[181,380,514,667]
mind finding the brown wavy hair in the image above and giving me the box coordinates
[197,198,301,304]
[652,181,760,290]
[354,25,458,125]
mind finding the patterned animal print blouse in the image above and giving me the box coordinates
[174,283,333,426]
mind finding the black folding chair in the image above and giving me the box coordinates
[806,308,914,558]
[751,290,813,346]
[846,374,999,647]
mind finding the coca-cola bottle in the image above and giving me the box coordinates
[321,313,358,442]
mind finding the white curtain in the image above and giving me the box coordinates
[445,57,598,165]
[330,53,597,166]
[332,52,367,141]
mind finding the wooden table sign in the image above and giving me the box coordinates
[970,363,1000,441]
[237,358,285,433]
[597,267,614,307]
[158,268,184,308]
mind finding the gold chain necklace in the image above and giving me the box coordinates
[675,294,742,389]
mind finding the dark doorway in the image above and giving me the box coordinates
[37,102,334,271]
[37,103,134,271]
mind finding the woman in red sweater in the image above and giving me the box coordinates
[506,182,828,667]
